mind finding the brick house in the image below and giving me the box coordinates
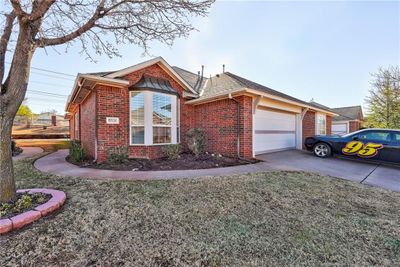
[331,106,364,135]
[65,57,335,162]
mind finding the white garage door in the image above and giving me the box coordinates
[254,109,296,155]
[332,123,348,135]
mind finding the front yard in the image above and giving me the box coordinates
[1,157,399,266]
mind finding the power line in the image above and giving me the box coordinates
[27,89,68,97]
[30,80,71,88]
[5,61,75,77]
[30,71,75,81]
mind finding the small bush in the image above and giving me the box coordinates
[162,144,181,160]
[107,146,129,164]
[186,128,206,156]
[11,140,23,156]
[69,140,86,162]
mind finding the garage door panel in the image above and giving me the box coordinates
[254,133,296,153]
[255,111,295,131]
[254,109,297,154]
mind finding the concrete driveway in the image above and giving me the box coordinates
[257,150,400,192]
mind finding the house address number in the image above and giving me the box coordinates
[106,117,120,124]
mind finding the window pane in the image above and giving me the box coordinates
[131,126,145,144]
[317,114,326,135]
[153,93,171,126]
[153,127,171,144]
[359,131,391,142]
[130,92,144,126]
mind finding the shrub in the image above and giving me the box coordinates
[162,144,181,160]
[186,128,206,156]
[69,140,86,162]
[14,195,33,212]
[107,146,129,164]
[11,140,23,156]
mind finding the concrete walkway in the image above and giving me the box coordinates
[13,147,43,161]
[34,149,400,192]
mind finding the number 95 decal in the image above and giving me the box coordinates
[342,141,383,158]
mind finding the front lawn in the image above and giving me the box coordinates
[1,157,399,266]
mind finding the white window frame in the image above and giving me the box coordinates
[129,90,177,146]
[315,113,327,135]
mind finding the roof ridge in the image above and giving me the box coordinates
[332,105,362,109]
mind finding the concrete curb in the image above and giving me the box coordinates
[0,188,66,234]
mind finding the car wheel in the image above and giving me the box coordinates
[313,143,331,158]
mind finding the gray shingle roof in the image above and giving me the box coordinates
[332,106,363,121]
[198,72,332,112]
[82,63,334,114]
[171,66,206,93]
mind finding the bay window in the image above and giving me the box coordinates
[316,113,326,135]
[130,91,177,145]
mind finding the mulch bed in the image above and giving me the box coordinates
[0,192,51,219]
[67,153,260,171]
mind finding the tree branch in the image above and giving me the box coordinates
[0,11,16,90]
[35,0,107,47]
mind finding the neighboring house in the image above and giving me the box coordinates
[37,112,69,126]
[331,106,364,135]
[65,57,335,162]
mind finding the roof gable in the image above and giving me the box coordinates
[105,57,197,94]
[332,106,363,121]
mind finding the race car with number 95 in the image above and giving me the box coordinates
[304,129,400,164]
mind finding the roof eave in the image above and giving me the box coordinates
[186,87,338,115]
[65,74,129,112]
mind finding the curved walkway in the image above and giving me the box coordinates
[34,149,276,180]
[13,147,44,161]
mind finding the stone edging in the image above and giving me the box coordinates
[0,188,66,234]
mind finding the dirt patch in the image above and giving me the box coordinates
[67,153,260,171]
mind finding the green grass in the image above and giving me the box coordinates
[1,156,399,266]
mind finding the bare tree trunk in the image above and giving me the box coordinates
[0,116,15,202]
[0,23,35,203]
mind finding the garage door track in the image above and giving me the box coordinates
[257,150,400,192]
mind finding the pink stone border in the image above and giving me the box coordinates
[0,188,66,234]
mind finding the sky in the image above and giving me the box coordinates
[14,0,400,114]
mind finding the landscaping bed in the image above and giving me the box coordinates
[67,153,260,171]
[0,192,51,219]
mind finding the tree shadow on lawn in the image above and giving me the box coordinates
[1,155,399,266]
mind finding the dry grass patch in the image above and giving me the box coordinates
[15,139,70,152]
[1,157,399,266]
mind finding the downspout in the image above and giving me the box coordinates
[229,94,241,158]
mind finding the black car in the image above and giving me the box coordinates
[304,129,400,164]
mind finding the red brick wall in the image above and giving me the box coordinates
[349,121,361,132]
[95,63,195,161]
[73,63,254,161]
[326,115,332,135]
[96,85,130,162]
[302,110,315,147]
[238,95,253,158]
[194,99,238,157]
[193,95,252,158]
[80,92,97,159]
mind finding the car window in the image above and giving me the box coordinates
[358,131,391,142]
[393,133,400,143]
